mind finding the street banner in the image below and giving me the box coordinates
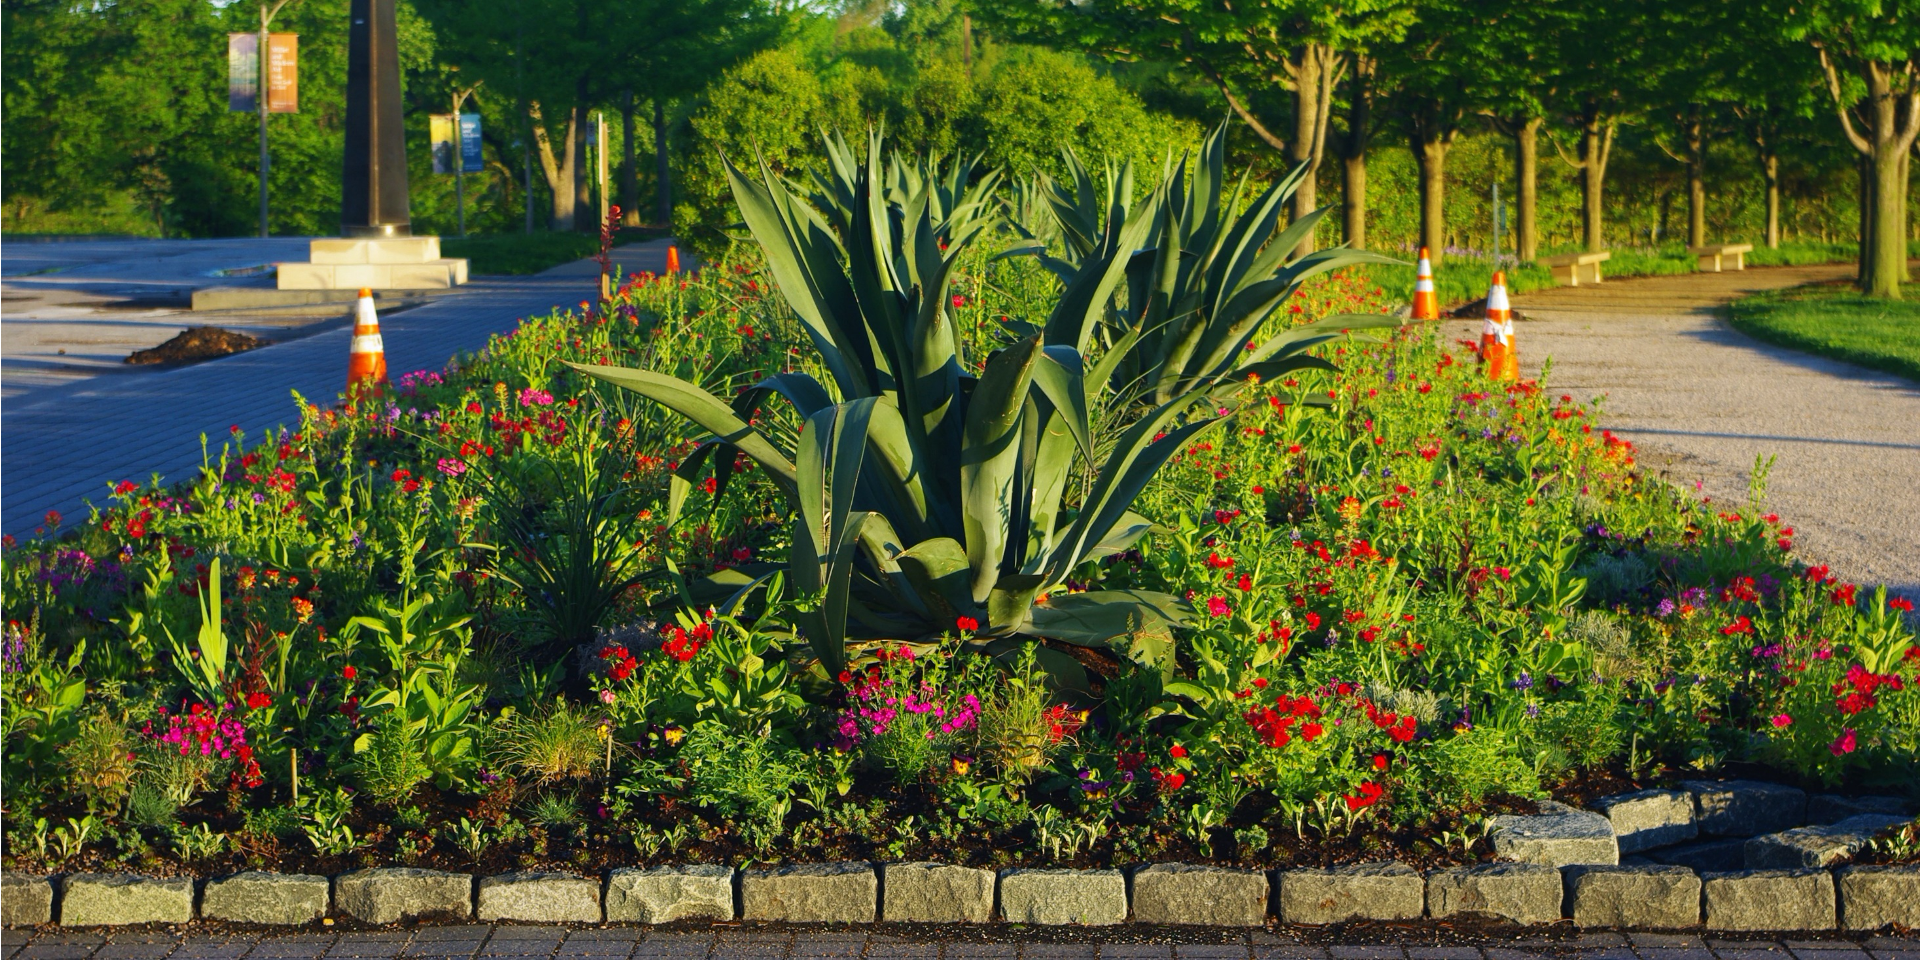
[228,34,258,112]
[267,34,298,113]
[459,113,483,173]
[430,114,456,174]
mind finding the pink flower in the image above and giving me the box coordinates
[518,388,554,406]
[1206,596,1231,617]
[436,457,468,477]
[1830,729,1856,756]
[599,688,617,705]
[1770,714,1792,728]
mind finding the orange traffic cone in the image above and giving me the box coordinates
[1479,272,1518,382]
[346,288,387,395]
[1411,246,1439,320]
[665,244,681,274]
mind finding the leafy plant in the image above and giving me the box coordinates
[352,713,433,806]
[61,712,135,810]
[527,791,581,829]
[51,815,96,862]
[574,132,1288,687]
[163,557,230,706]
[168,822,227,860]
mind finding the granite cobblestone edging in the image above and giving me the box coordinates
[4,860,1915,931]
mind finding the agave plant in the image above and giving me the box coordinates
[572,133,1221,688]
[1016,122,1405,411]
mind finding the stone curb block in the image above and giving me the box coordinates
[477,872,601,923]
[1651,838,1747,872]
[1836,864,1920,931]
[997,869,1127,926]
[1563,865,1700,929]
[333,868,473,924]
[879,863,994,923]
[1277,862,1423,925]
[201,872,329,925]
[1683,780,1807,838]
[1702,869,1834,931]
[605,865,734,923]
[58,874,194,926]
[1807,794,1912,825]
[741,862,876,923]
[1128,864,1267,927]
[1491,801,1619,867]
[1426,863,1561,925]
[1,873,53,927]
[1592,790,1698,854]
[1745,814,1912,869]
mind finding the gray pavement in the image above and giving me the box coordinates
[0,927,1911,960]
[1,237,676,536]
[1446,262,1920,603]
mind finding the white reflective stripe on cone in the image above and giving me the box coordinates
[1415,278,1435,292]
[1487,285,1510,312]
[351,335,385,353]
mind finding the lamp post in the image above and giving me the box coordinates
[341,0,409,238]
[257,0,296,239]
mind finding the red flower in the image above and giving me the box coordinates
[1372,754,1389,771]
[341,665,357,680]
[245,691,272,710]
[1169,744,1188,759]
[955,616,979,632]
[1344,781,1384,810]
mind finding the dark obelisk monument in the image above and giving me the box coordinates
[276,0,466,289]
[341,0,409,238]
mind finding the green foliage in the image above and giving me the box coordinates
[352,713,434,806]
[1729,281,1920,383]
[490,699,606,785]
[441,233,602,276]
[679,721,800,852]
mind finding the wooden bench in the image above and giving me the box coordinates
[1539,250,1611,286]
[1690,242,1753,272]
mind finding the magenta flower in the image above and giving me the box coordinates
[1207,595,1232,617]
[1769,714,1792,728]
[1830,729,1856,756]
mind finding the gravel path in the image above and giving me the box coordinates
[1447,263,1920,603]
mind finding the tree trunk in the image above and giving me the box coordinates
[1579,113,1614,252]
[1858,153,1875,288]
[573,108,592,232]
[528,100,579,231]
[1685,112,1707,249]
[1870,135,1910,293]
[1515,116,1541,262]
[654,99,671,227]
[1286,43,1343,257]
[1820,55,1920,295]
[1413,128,1450,266]
[1339,59,1374,249]
[1756,129,1781,248]
[621,90,640,227]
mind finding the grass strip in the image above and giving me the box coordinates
[1727,278,1920,383]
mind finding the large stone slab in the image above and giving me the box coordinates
[606,865,734,923]
[1744,814,1911,868]
[201,872,329,925]
[1129,864,1268,927]
[1836,864,1920,930]
[1683,780,1808,837]
[741,863,875,923]
[477,872,600,923]
[997,869,1127,926]
[1,874,53,926]
[1701,869,1835,931]
[1806,795,1912,826]
[879,863,994,923]
[58,874,194,926]
[1277,862,1424,925]
[1426,863,1563,925]
[1650,838,1748,872]
[1562,865,1701,929]
[333,868,472,924]
[1592,790,1698,854]
[1490,800,1619,866]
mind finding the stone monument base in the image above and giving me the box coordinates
[276,236,468,290]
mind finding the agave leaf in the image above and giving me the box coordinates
[1027,589,1188,673]
[792,399,876,676]
[961,335,1044,603]
[895,536,974,623]
[567,362,797,494]
[1030,346,1094,460]
[1084,510,1157,561]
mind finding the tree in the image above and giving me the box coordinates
[417,0,775,230]
[1793,0,1920,296]
[1723,5,1827,249]
[977,0,1411,255]
[1379,0,1490,265]
[1548,0,1656,252]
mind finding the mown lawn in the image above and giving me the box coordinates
[1728,278,1920,383]
[440,228,670,275]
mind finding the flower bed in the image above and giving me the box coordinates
[2,136,1915,888]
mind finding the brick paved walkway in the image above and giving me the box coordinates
[1,241,673,537]
[0,927,1912,960]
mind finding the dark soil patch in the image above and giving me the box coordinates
[1446,298,1530,322]
[126,326,268,365]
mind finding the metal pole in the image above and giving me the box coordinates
[453,91,466,238]
[1492,181,1501,267]
[258,3,271,238]
[597,111,609,227]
